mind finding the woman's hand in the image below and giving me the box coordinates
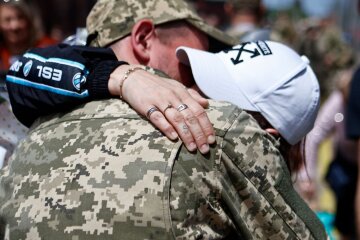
[108,65,215,154]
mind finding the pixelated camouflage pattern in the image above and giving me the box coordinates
[86,0,237,48]
[0,99,327,239]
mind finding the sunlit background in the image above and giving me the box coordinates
[28,0,360,51]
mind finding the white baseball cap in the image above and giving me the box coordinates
[176,41,320,145]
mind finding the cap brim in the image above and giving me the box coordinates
[186,19,238,52]
[176,46,257,111]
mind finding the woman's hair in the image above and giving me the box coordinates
[0,0,42,46]
[247,111,305,174]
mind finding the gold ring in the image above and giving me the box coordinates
[163,104,173,113]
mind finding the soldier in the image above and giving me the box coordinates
[297,18,354,101]
[0,0,327,239]
[5,0,238,155]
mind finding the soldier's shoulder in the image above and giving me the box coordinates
[207,100,257,133]
[207,100,240,126]
[207,99,280,153]
[33,99,139,130]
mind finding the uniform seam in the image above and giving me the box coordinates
[221,149,303,239]
[221,114,304,239]
[32,114,142,132]
[163,142,182,240]
[214,137,224,207]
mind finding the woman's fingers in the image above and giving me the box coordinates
[146,107,178,140]
[110,65,215,153]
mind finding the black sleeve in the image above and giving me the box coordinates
[5,44,127,127]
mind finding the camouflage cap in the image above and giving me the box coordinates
[86,0,237,49]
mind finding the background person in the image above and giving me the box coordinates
[302,69,358,239]
[296,17,354,102]
[0,0,57,73]
[346,67,360,240]
[224,0,270,42]
[0,0,57,167]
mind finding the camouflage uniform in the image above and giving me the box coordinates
[0,99,326,239]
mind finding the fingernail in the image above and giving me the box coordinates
[170,131,178,140]
[200,144,209,154]
[188,142,197,152]
[207,135,216,144]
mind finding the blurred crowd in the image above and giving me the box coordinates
[199,1,360,239]
[0,0,360,239]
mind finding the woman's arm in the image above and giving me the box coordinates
[6,44,121,127]
[6,44,214,153]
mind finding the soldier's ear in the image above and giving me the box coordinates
[131,19,156,63]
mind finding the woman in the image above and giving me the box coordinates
[0,0,57,72]
[0,0,57,166]
[176,41,320,174]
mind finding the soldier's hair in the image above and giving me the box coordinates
[247,111,305,174]
[155,21,201,45]
[155,20,227,52]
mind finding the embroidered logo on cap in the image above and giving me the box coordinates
[223,41,273,65]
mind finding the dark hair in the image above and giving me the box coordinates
[156,21,192,45]
[156,20,229,53]
[247,111,305,174]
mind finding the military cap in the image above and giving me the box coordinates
[86,0,237,48]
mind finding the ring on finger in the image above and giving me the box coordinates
[177,104,188,112]
[163,104,173,113]
[146,106,160,119]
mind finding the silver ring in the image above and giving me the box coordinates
[146,106,160,119]
[163,104,173,113]
[177,104,188,112]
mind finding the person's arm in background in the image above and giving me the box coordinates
[346,67,360,238]
[305,91,341,177]
[297,91,342,206]
[6,44,215,153]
